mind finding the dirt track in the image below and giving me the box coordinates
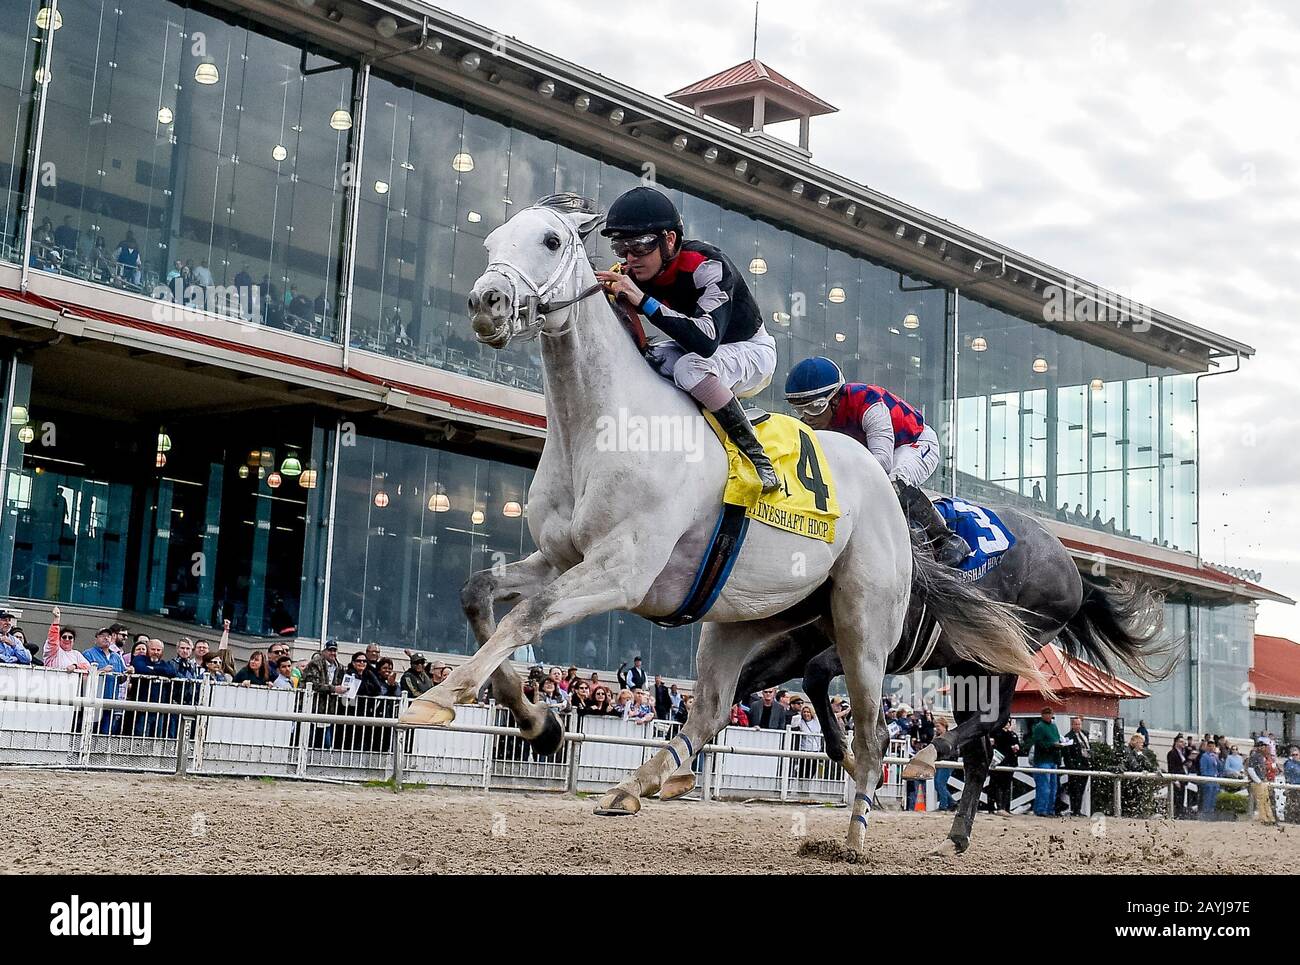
[2,768,1294,874]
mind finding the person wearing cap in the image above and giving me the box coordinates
[625,655,646,692]
[0,609,31,665]
[594,186,779,492]
[83,627,129,733]
[784,356,970,566]
[1246,738,1278,825]
[400,654,434,698]
[429,660,449,686]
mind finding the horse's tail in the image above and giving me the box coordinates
[1058,576,1173,682]
[909,534,1050,694]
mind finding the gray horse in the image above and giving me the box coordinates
[667,506,1169,856]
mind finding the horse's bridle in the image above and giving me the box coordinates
[478,207,605,346]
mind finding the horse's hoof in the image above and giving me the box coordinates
[594,788,641,816]
[659,773,696,801]
[400,699,456,726]
[525,711,565,757]
[901,744,937,781]
[928,837,962,858]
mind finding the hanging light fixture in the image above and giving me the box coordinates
[156,429,172,453]
[451,152,474,173]
[299,468,318,489]
[35,6,63,30]
[833,332,846,342]
[502,501,523,518]
[471,509,485,525]
[17,425,35,445]
[747,257,768,275]
[572,94,591,112]
[903,313,920,329]
[329,108,353,131]
[158,107,174,125]
[1090,378,1105,392]
[1032,357,1050,374]
[374,180,389,195]
[772,311,791,327]
[466,211,482,223]
[970,336,988,352]
[280,453,303,477]
[703,146,719,163]
[155,451,167,469]
[272,144,287,162]
[374,490,390,508]
[828,287,846,303]
[267,471,283,489]
[10,405,29,426]
[238,465,250,479]
[427,492,450,512]
[34,67,51,85]
[260,449,274,468]
[194,62,220,85]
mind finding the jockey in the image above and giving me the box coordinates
[784,356,970,567]
[595,187,779,492]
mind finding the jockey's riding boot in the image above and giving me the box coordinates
[713,398,781,493]
[893,479,970,567]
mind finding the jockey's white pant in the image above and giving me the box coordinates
[889,424,942,488]
[654,327,777,400]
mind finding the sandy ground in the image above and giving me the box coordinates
[1,768,1295,874]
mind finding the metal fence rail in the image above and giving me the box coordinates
[1,664,1292,819]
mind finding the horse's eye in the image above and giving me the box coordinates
[544,233,561,251]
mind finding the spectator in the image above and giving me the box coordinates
[400,654,434,697]
[613,688,634,719]
[201,653,228,683]
[674,693,693,726]
[627,688,655,725]
[588,685,614,715]
[830,696,852,735]
[271,656,296,690]
[1028,707,1064,817]
[932,720,955,811]
[1222,744,1245,779]
[564,666,579,693]
[1246,738,1278,825]
[233,651,270,687]
[43,608,89,672]
[750,687,790,730]
[83,628,129,733]
[1060,715,1092,817]
[988,718,1021,814]
[132,638,177,737]
[0,609,31,665]
[53,215,78,255]
[192,259,214,306]
[265,642,292,684]
[374,658,399,697]
[1166,734,1189,818]
[301,640,344,698]
[364,643,381,671]
[669,683,683,718]
[339,652,382,751]
[1198,737,1222,818]
[790,703,823,781]
[728,703,750,727]
[11,627,38,665]
[569,679,592,714]
[1136,719,1150,748]
[625,656,647,692]
[539,677,568,710]
[653,675,672,720]
[429,661,450,686]
[114,233,141,287]
[1283,746,1300,825]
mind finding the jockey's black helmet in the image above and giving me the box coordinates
[600,186,684,241]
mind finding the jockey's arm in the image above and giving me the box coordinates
[638,259,730,358]
[861,402,896,474]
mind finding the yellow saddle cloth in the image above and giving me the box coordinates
[702,410,841,543]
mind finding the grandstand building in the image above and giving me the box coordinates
[0,0,1289,739]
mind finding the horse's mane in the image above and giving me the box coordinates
[534,192,601,216]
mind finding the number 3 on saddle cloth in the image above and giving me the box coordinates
[930,497,1017,583]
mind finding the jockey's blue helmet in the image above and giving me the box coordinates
[785,357,845,412]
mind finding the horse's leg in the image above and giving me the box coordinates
[595,620,764,815]
[829,571,901,858]
[402,541,664,725]
[803,642,855,779]
[461,551,565,753]
[660,619,831,801]
[931,670,1017,856]
[903,667,1014,779]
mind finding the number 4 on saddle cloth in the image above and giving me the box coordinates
[930,497,1017,582]
[654,412,841,628]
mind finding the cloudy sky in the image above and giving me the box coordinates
[440,0,1300,637]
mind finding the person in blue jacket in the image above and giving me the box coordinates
[83,627,129,733]
[1198,737,1222,818]
[0,608,32,664]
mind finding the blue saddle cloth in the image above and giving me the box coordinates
[931,497,1017,580]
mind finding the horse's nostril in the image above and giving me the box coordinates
[467,291,481,313]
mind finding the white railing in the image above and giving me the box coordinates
[0,663,1292,818]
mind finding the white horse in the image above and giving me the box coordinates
[399,195,1043,855]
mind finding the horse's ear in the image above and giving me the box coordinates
[536,193,603,240]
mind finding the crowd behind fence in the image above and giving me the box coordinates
[1,663,1297,822]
